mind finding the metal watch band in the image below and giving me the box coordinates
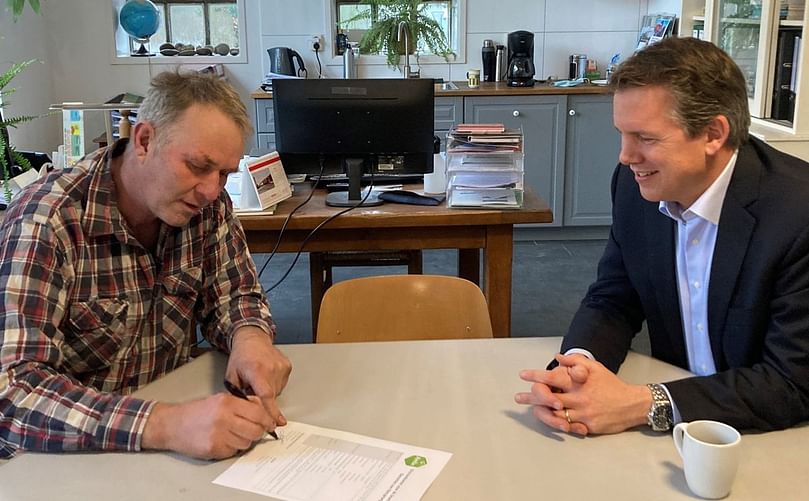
[647,383,673,432]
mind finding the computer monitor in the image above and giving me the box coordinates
[272,78,435,206]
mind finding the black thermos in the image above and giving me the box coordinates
[482,39,496,82]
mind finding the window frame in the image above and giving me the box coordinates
[326,0,467,67]
[110,0,247,65]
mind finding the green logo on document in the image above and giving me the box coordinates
[404,455,428,468]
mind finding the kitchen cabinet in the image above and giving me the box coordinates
[434,96,463,151]
[464,95,567,227]
[564,94,620,226]
[255,99,276,151]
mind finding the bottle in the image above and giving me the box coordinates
[482,40,496,82]
[343,44,357,79]
[495,45,506,82]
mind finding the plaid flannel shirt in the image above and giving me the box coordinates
[0,141,274,458]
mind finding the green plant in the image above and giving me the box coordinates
[342,0,453,69]
[5,0,41,20]
[1,60,39,202]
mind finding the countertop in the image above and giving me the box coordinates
[251,80,612,99]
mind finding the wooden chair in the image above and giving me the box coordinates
[316,274,493,343]
[309,250,423,337]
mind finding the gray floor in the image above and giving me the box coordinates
[254,239,651,355]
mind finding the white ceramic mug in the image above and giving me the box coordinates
[673,420,741,499]
[467,69,480,88]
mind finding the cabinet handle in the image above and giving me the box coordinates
[569,109,576,116]
[512,110,520,117]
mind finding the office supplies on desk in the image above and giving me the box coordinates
[224,379,279,440]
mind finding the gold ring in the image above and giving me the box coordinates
[564,408,572,424]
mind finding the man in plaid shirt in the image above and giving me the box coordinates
[0,70,291,460]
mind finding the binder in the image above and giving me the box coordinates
[772,28,801,121]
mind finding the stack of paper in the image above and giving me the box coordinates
[445,124,524,209]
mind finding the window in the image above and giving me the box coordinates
[112,0,245,62]
[333,0,463,61]
[149,1,239,50]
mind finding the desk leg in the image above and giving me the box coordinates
[483,225,513,338]
[458,250,480,285]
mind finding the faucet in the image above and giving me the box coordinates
[397,21,417,78]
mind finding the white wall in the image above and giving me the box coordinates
[261,0,649,82]
[0,7,59,153]
[2,0,654,154]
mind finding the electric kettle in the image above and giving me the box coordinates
[267,47,306,77]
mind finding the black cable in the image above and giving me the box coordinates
[256,157,326,279]
[314,45,323,78]
[265,169,376,293]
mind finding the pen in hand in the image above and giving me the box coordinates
[223,379,279,440]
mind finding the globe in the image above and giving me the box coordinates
[119,0,160,55]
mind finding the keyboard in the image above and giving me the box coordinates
[309,173,424,186]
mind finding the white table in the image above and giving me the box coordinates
[1,337,806,500]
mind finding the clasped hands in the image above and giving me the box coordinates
[514,353,651,436]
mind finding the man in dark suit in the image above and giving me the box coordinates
[515,37,809,435]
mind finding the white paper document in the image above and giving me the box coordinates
[212,421,452,501]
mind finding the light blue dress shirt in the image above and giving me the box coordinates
[657,151,738,421]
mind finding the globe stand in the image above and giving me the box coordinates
[131,37,155,57]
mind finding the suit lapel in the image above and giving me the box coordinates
[708,144,759,370]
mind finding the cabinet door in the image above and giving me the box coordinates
[713,0,779,117]
[564,95,619,226]
[255,100,275,134]
[464,95,566,227]
[435,96,463,151]
[257,132,276,152]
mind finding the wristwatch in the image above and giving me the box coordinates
[647,383,673,432]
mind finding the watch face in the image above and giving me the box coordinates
[653,412,669,429]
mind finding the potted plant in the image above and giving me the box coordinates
[342,0,453,69]
[1,59,41,204]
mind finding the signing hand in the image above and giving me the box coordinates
[227,326,292,428]
[142,393,274,459]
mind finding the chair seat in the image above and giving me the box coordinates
[309,250,423,341]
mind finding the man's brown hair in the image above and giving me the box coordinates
[609,37,750,148]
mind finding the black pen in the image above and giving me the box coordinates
[223,379,279,440]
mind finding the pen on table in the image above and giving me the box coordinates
[223,379,279,440]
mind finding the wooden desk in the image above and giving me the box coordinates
[238,184,552,337]
[1,338,805,500]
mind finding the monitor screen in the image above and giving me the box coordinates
[272,78,435,206]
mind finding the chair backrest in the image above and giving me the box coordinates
[316,274,493,343]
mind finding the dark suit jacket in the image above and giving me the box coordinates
[561,137,809,431]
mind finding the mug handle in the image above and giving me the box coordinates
[673,422,687,458]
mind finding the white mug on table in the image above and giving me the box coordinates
[673,420,741,499]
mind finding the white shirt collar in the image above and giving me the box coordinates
[659,151,739,224]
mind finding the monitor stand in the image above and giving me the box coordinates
[325,157,383,207]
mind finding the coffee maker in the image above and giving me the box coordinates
[506,31,536,87]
